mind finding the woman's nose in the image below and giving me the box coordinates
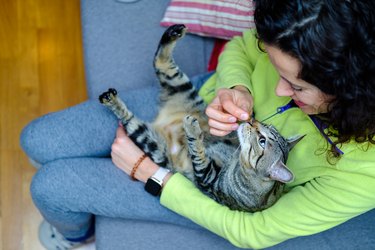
[275,79,294,97]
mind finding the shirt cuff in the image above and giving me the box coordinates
[160,173,196,207]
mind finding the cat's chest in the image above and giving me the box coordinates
[153,110,186,156]
[165,122,184,155]
[153,111,196,176]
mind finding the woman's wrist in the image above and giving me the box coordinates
[134,156,173,187]
[134,157,159,183]
[233,85,251,94]
[162,173,173,188]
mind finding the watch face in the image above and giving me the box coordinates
[145,178,162,196]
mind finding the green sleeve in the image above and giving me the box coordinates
[198,29,264,103]
[215,29,263,92]
[160,170,375,249]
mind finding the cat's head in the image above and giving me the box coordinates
[237,120,304,183]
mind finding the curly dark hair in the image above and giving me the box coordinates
[254,0,375,157]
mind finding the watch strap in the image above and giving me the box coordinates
[144,168,171,196]
[152,167,170,184]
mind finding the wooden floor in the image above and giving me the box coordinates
[0,0,87,249]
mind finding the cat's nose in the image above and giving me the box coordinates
[248,117,255,126]
[247,118,261,129]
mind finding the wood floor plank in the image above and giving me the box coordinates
[0,0,87,249]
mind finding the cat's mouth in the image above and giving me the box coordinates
[237,121,256,146]
[238,120,259,130]
[237,120,263,148]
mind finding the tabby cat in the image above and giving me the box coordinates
[99,24,303,212]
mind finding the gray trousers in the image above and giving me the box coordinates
[20,71,218,236]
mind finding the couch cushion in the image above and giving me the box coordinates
[95,217,243,250]
[95,209,375,249]
[161,0,255,40]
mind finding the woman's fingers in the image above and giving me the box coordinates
[205,103,238,136]
[116,124,127,138]
[218,89,249,120]
[208,118,238,132]
[205,104,237,123]
[205,88,253,136]
[209,127,233,137]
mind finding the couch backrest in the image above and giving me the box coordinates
[80,0,214,98]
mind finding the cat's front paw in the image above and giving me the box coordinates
[160,24,187,45]
[183,115,202,138]
[99,88,118,105]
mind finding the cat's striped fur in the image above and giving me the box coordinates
[99,24,303,212]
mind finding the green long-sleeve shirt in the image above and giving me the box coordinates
[160,30,375,249]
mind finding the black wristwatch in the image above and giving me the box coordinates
[144,168,170,196]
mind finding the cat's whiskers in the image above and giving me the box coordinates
[230,144,242,162]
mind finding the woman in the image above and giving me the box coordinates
[21,0,375,249]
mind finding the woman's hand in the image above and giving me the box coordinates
[205,86,254,136]
[111,124,159,183]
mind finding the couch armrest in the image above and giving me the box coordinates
[80,0,215,99]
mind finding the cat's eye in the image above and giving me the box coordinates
[258,137,266,148]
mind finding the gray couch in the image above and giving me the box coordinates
[80,0,375,249]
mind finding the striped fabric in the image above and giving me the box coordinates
[160,0,255,40]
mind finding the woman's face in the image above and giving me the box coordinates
[265,45,335,115]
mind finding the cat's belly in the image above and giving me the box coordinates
[153,110,185,154]
[153,109,205,179]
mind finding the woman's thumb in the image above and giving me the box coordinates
[116,123,127,138]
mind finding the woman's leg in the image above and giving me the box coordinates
[20,87,160,165]
[24,74,212,241]
[20,72,213,165]
[21,86,160,242]
[30,157,200,240]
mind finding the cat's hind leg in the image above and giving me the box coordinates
[154,24,187,85]
[99,88,170,168]
[183,115,220,190]
[154,25,204,111]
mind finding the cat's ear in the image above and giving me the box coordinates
[287,135,305,151]
[269,159,294,183]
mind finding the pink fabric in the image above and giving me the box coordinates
[160,0,255,40]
